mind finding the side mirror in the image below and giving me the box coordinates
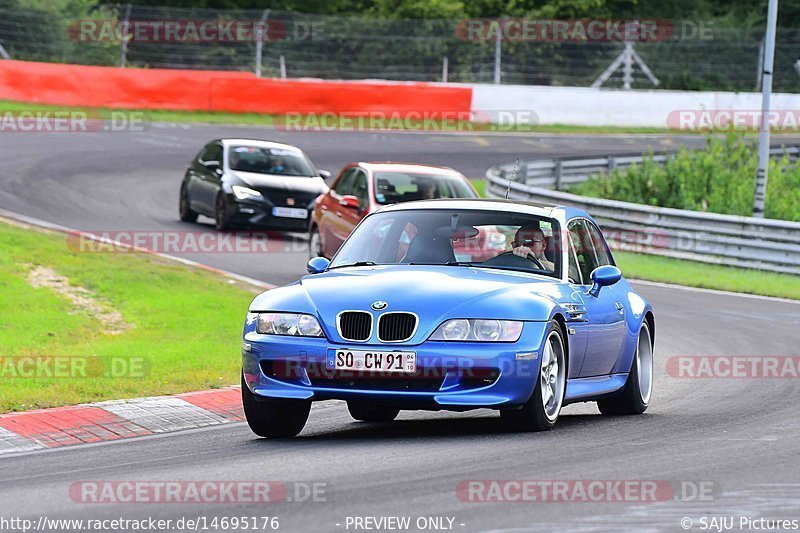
[307,256,330,274]
[587,265,622,297]
[339,195,360,210]
[203,160,221,173]
[319,170,332,181]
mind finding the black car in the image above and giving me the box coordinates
[179,139,330,231]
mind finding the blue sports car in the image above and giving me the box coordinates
[242,199,655,437]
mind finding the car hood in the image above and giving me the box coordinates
[249,265,567,344]
[231,170,327,194]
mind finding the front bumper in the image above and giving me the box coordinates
[227,198,312,231]
[242,322,549,409]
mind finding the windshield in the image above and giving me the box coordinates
[329,208,562,279]
[373,172,476,204]
[228,146,316,177]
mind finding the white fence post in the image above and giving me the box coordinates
[254,9,271,78]
[118,3,131,68]
[493,37,501,84]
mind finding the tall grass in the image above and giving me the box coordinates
[570,134,800,221]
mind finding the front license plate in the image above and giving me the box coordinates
[327,349,416,373]
[272,206,308,219]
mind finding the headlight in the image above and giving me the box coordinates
[252,312,324,337]
[430,319,523,342]
[232,185,262,200]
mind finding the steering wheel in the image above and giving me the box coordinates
[491,251,545,270]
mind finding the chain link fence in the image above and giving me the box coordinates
[1,3,799,91]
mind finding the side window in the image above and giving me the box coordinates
[352,170,369,209]
[333,168,357,196]
[568,219,600,284]
[209,144,223,165]
[586,221,614,267]
[198,143,216,163]
[567,228,583,285]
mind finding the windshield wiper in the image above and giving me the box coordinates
[327,261,378,270]
[405,261,475,266]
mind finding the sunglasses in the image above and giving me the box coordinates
[512,239,544,247]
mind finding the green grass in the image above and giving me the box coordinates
[0,220,258,413]
[570,133,800,221]
[615,251,800,300]
[470,179,487,197]
[0,99,689,135]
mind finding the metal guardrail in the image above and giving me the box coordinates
[486,147,800,275]
[494,146,800,191]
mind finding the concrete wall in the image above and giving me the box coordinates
[469,83,800,128]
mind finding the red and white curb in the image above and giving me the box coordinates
[0,387,244,455]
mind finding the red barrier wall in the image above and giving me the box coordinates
[0,60,472,116]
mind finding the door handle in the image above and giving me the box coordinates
[615,302,625,314]
[565,303,587,321]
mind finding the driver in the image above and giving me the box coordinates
[511,224,554,271]
[418,180,437,200]
[267,156,286,174]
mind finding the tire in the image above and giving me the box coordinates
[598,321,654,416]
[214,193,231,231]
[179,185,198,223]
[347,401,399,422]
[309,226,324,259]
[241,375,311,438]
[501,320,566,432]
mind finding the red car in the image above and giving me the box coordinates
[309,162,507,261]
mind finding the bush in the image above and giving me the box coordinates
[569,133,800,221]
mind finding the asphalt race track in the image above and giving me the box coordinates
[0,125,710,285]
[2,125,800,531]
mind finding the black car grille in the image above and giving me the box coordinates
[305,363,443,391]
[258,188,317,208]
[378,313,417,342]
[311,376,443,392]
[338,311,372,341]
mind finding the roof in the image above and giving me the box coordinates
[357,162,463,175]
[219,139,306,152]
[375,198,567,218]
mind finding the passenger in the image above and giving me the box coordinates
[511,224,554,271]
